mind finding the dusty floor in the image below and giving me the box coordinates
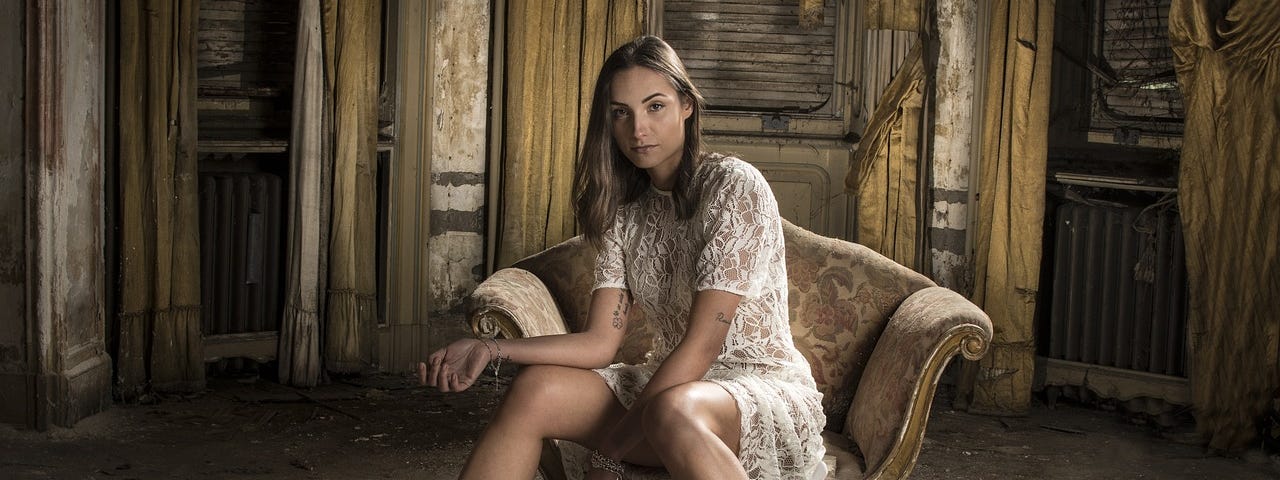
[2,322,1278,479]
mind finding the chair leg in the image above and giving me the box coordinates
[538,439,569,480]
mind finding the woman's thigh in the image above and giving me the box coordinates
[497,365,664,466]
[498,365,619,440]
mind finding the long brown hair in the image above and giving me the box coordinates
[573,35,706,247]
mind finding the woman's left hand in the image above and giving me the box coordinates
[417,338,492,392]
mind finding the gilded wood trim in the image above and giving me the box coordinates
[865,323,990,480]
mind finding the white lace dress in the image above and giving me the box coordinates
[572,155,827,479]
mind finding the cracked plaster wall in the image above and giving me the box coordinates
[426,0,488,313]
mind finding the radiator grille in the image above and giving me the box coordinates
[1047,200,1187,377]
[199,172,284,336]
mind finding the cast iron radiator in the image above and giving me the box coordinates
[1047,198,1188,377]
[198,172,284,337]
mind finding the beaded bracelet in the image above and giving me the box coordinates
[589,450,625,479]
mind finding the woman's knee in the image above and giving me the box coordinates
[641,383,713,438]
[641,382,741,454]
[503,364,567,408]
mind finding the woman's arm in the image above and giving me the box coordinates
[421,287,633,392]
[591,288,742,461]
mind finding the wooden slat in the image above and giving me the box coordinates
[681,49,835,67]
[665,1,835,16]
[684,60,832,77]
[665,38,834,56]
[203,0,296,12]
[699,87,830,103]
[665,29,835,46]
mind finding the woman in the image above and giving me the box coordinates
[421,35,826,480]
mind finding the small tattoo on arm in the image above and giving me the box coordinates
[612,292,627,330]
[715,312,731,325]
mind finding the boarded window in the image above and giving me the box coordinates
[197,0,298,142]
[662,0,839,116]
[1091,0,1182,136]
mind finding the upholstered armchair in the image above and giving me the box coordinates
[468,220,993,480]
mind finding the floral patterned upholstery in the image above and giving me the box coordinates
[469,219,993,480]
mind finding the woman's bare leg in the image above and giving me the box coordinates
[458,365,662,478]
[641,381,746,479]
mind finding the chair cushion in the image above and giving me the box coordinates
[782,222,934,430]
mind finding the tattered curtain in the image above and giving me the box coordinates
[495,0,643,267]
[965,0,1055,416]
[117,0,204,396]
[847,42,924,270]
[279,0,331,387]
[322,0,381,374]
[1169,0,1280,451]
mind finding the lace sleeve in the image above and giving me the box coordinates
[593,208,629,292]
[695,160,781,297]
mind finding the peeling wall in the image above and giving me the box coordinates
[0,0,28,427]
[27,0,112,428]
[928,0,978,294]
[426,0,489,313]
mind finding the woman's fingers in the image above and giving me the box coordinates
[429,353,447,389]
[416,361,428,386]
[433,358,451,391]
[448,372,472,392]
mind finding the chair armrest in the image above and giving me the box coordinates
[845,286,993,480]
[468,267,571,340]
[467,268,573,480]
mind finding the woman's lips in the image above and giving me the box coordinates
[632,145,657,154]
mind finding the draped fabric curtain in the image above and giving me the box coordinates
[1169,0,1280,451]
[849,0,925,269]
[847,42,924,269]
[279,0,331,387]
[117,0,204,397]
[495,0,643,267]
[322,0,381,374]
[962,0,1055,416]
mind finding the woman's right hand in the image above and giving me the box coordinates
[417,338,492,392]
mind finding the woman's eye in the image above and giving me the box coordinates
[648,103,664,112]
[612,108,629,118]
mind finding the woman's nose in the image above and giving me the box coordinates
[631,115,648,139]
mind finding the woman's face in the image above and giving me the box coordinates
[609,66,693,190]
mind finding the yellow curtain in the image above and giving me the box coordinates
[117,0,204,396]
[1169,0,1280,451]
[279,0,329,387]
[323,0,381,373]
[495,0,643,267]
[847,43,924,269]
[963,0,1054,416]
